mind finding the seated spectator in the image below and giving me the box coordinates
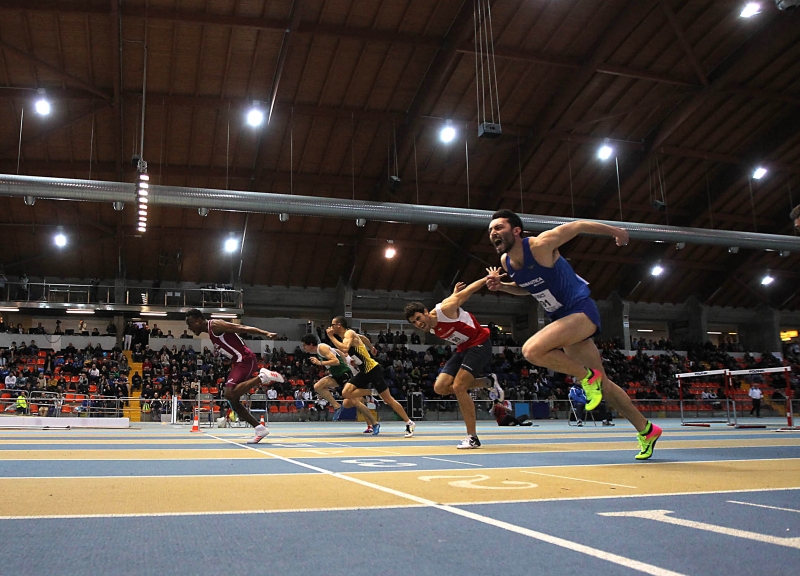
[490,400,532,426]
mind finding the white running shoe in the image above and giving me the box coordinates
[247,424,270,444]
[488,373,504,402]
[259,368,284,384]
[404,421,416,438]
[457,435,481,449]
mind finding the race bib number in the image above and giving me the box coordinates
[446,331,470,346]
[532,289,562,313]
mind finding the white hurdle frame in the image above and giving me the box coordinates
[728,366,794,431]
[675,369,733,427]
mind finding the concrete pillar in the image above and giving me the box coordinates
[669,296,708,346]
[741,305,781,352]
[599,292,630,349]
[331,278,353,323]
[113,314,125,348]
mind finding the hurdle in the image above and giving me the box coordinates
[730,366,799,432]
[726,366,794,429]
[675,369,733,427]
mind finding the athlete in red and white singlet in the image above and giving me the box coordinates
[185,309,280,443]
[430,304,489,353]
[405,277,503,449]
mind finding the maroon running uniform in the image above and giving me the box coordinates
[208,320,258,387]
[431,304,490,353]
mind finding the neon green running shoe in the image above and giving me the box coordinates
[635,423,662,460]
[579,368,603,411]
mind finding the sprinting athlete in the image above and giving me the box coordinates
[486,209,661,460]
[326,316,416,438]
[404,277,503,449]
[185,309,282,444]
[301,333,373,423]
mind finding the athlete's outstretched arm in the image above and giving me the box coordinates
[209,319,277,338]
[537,221,629,252]
[439,277,488,316]
[485,267,530,296]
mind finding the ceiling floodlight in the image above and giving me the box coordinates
[246,105,264,127]
[650,264,664,277]
[752,166,767,180]
[224,238,238,253]
[138,209,148,217]
[428,223,438,232]
[439,124,456,144]
[137,226,147,233]
[356,218,366,227]
[139,173,150,182]
[597,145,613,160]
[139,196,148,204]
[279,213,289,222]
[739,3,761,18]
[54,232,67,247]
[385,240,396,259]
[728,247,739,254]
[34,90,51,116]
[760,273,774,286]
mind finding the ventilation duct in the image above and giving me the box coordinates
[1,174,799,252]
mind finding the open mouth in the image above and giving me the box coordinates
[492,236,504,249]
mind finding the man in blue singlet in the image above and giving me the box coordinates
[485,209,661,460]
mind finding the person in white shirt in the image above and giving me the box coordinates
[748,383,763,417]
[5,371,17,389]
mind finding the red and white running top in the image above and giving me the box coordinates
[431,304,490,353]
[207,320,256,363]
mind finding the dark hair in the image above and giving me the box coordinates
[491,209,523,232]
[404,301,427,320]
[300,334,318,346]
[185,309,205,321]
[332,316,349,329]
[791,204,800,221]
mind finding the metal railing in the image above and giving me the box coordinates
[0,280,242,309]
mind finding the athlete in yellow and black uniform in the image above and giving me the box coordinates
[327,316,416,438]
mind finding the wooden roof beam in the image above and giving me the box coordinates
[660,0,709,86]
[0,38,111,100]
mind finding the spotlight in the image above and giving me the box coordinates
[752,166,767,180]
[439,124,456,144]
[139,196,148,204]
[137,226,146,233]
[728,247,739,254]
[34,89,51,116]
[246,104,264,127]
[139,173,150,182]
[779,250,790,257]
[198,207,209,217]
[739,3,761,18]
[355,218,366,227]
[650,264,664,277]
[761,273,774,286]
[139,209,148,216]
[385,240,396,259]
[224,238,238,253]
[597,145,613,160]
[113,201,125,211]
[54,232,67,247]
[427,223,438,232]
[675,242,686,250]
[24,196,36,206]
[278,213,289,222]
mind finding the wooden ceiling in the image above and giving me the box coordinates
[0,0,799,310]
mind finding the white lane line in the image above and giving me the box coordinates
[325,442,351,447]
[520,470,637,489]
[422,456,483,467]
[727,500,800,514]
[205,433,687,576]
[0,503,426,521]
[600,509,800,549]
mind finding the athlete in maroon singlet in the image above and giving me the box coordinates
[185,309,279,443]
